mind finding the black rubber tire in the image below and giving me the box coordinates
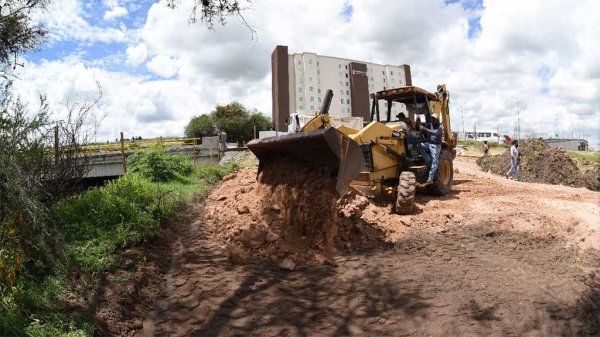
[427,149,453,196]
[396,171,416,215]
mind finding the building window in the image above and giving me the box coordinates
[317,79,320,84]
[318,97,322,103]
[345,73,348,78]
[309,59,312,64]
[309,77,313,82]
[310,96,314,102]
[383,86,386,90]
[345,65,348,69]
[318,88,321,93]
[382,70,385,75]
[339,81,343,86]
[317,61,319,66]
[390,71,393,75]
[298,88,302,93]
[347,99,350,104]
[299,97,304,102]
[346,82,349,86]
[297,60,301,65]
[310,106,314,110]
[370,77,373,81]
[317,70,320,75]
[340,99,344,104]
[338,64,342,69]
[309,86,314,92]
[346,90,349,95]
[383,78,386,83]
[299,105,304,110]
[340,89,344,94]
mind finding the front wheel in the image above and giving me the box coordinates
[426,149,453,195]
[396,171,416,215]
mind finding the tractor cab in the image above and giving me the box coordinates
[369,86,437,163]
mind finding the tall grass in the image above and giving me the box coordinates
[0,157,236,337]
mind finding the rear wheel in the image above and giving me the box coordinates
[396,171,416,215]
[427,149,453,195]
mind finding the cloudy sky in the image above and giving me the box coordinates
[13,0,600,148]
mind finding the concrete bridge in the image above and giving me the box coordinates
[85,136,234,178]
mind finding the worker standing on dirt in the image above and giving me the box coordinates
[420,117,443,184]
[505,140,520,181]
[483,141,489,156]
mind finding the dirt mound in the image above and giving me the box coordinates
[203,156,399,266]
[477,138,599,190]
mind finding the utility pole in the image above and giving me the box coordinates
[120,131,126,174]
[54,124,59,165]
[460,103,465,140]
[515,99,520,140]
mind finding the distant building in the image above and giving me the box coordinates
[545,138,588,151]
[271,45,412,131]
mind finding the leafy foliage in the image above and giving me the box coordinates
[184,114,216,138]
[128,146,193,182]
[52,174,162,273]
[184,102,272,142]
[0,0,48,73]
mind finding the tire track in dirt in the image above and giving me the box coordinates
[138,206,599,336]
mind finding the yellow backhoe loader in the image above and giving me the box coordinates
[248,84,456,214]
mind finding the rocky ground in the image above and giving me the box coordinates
[107,156,600,337]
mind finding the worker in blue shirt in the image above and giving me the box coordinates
[420,117,443,183]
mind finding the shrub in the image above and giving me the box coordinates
[127,146,193,182]
[51,174,166,273]
[196,163,236,183]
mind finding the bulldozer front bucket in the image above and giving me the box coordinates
[247,128,365,196]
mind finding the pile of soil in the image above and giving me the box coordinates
[203,156,401,267]
[477,138,599,190]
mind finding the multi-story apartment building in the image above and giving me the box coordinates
[271,45,412,131]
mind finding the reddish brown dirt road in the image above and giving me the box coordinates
[138,158,600,337]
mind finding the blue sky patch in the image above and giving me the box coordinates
[538,65,551,94]
[341,2,353,21]
[468,16,481,39]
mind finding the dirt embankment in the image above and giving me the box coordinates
[203,156,389,267]
[477,138,600,190]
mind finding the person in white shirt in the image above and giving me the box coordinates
[506,140,520,181]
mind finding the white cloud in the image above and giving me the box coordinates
[146,55,178,78]
[15,0,600,149]
[36,0,128,44]
[126,43,148,66]
[104,6,128,21]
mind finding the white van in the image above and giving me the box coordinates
[463,131,503,143]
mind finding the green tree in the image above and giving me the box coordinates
[184,114,216,138]
[213,102,248,142]
[0,0,48,74]
[245,110,271,139]
[184,102,272,143]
